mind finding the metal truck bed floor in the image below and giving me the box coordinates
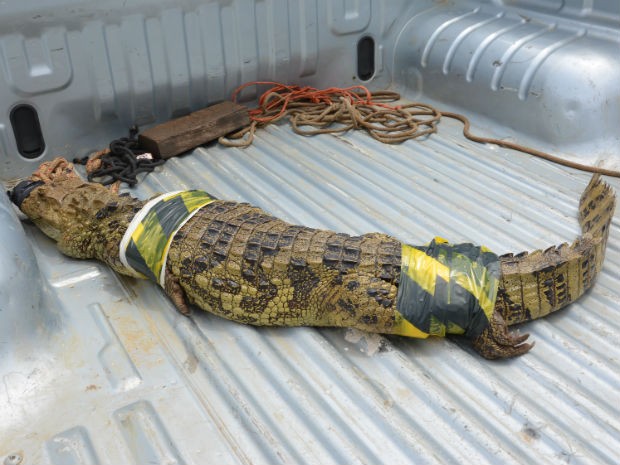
[2,0,620,463]
[3,120,619,465]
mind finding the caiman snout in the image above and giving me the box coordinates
[8,179,44,208]
[8,157,80,208]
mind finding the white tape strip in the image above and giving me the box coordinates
[118,191,182,278]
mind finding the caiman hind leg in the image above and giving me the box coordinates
[317,272,534,358]
[472,308,534,359]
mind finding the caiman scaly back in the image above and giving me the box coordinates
[11,158,616,359]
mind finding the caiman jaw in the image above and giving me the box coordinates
[10,158,118,245]
[9,158,81,207]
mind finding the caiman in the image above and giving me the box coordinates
[9,158,616,359]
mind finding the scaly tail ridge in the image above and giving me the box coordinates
[496,175,615,326]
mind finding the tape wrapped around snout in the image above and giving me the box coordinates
[394,238,500,338]
[9,180,44,207]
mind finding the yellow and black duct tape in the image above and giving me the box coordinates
[119,190,216,286]
[395,237,499,338]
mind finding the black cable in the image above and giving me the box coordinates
[74,126,165,187]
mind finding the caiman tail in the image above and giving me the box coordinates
[496,175,616,326]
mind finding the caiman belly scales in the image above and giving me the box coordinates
[11,158,616,359]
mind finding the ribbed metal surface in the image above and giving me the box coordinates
[138,126,620,465]
[0,0,383,179]
[4,120,619,464]
[1,1,619,464]
[393,2,620,159]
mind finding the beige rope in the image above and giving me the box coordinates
[219,86,620,178]
[220,91,443,146]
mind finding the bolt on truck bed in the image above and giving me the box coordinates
[1,1,619,464]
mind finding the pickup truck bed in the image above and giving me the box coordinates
[1,1,619,464]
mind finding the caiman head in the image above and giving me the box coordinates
[9,158,140,262]
[9,158,112,242]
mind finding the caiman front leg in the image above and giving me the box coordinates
[164,263,192,316]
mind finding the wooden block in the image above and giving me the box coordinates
[138,101,250,159]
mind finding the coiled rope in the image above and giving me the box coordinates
[74,127,165,188]
[219,81,620,178]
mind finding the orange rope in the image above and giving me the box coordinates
[220,81,436,147]
[230,81,395,122]
[219,81,620,178]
